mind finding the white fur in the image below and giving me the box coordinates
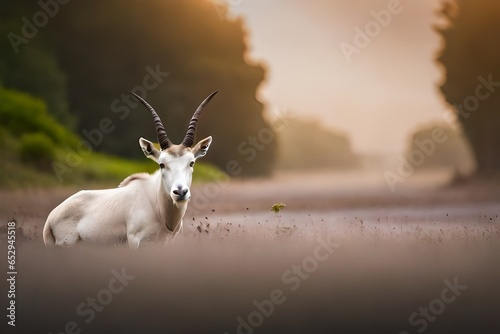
[43,136,212,248]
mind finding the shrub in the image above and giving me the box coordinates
[19,132,56,170]
[0,88,79,147]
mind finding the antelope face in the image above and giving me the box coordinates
[139,138,212,203]
[161,147,195,202]
[131,90,217,204]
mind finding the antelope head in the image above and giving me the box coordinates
[130,91,217,204]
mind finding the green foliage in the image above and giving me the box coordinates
[0,0,272,187]
[191,162,227,183]
[0,126,6,148]
[437,1,500,172]
[0,87,225,188]
[0,88,78,147]
[1,131,224,188]
[19,132,56,170]
[69,153,155,184]
[74,154,224,185]
[0,22,73,126]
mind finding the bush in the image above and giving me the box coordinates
[19,132,56,170]
[0,126,6,148]
[0,87,78,147]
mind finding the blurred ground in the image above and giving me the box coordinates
[1,170,500,333]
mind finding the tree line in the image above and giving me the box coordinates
[0,0,276,176]
[437,0,500,174]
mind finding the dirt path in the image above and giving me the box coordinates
[1,171,500,333]
[1,170,499,242]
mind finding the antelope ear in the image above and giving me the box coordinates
[139,137,160,162]
[192,136,212,159]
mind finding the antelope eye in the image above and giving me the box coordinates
[189,161,195,167]
[159,163,165,169]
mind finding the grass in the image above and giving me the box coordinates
[0,146,226,189]
[0,87,227,189]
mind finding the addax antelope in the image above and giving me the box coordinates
[43,91,218,247]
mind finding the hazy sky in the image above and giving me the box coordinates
[229,0,449,155]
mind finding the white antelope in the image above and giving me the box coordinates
[43,91,218,247]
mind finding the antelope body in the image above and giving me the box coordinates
[43,91,217,247]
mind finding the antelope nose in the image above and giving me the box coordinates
[173,187,189,197]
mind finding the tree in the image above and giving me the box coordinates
[0,0,73,127]
[0,0,276,176]
[276,118,358,170]
[405,123,476,176]
[436,1,500,173]
[45,0,275,175]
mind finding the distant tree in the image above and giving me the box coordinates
[277,118,358,170]
[436,1,500,173]
[405,123,476,176]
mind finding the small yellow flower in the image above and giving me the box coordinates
[271,202,286,214]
